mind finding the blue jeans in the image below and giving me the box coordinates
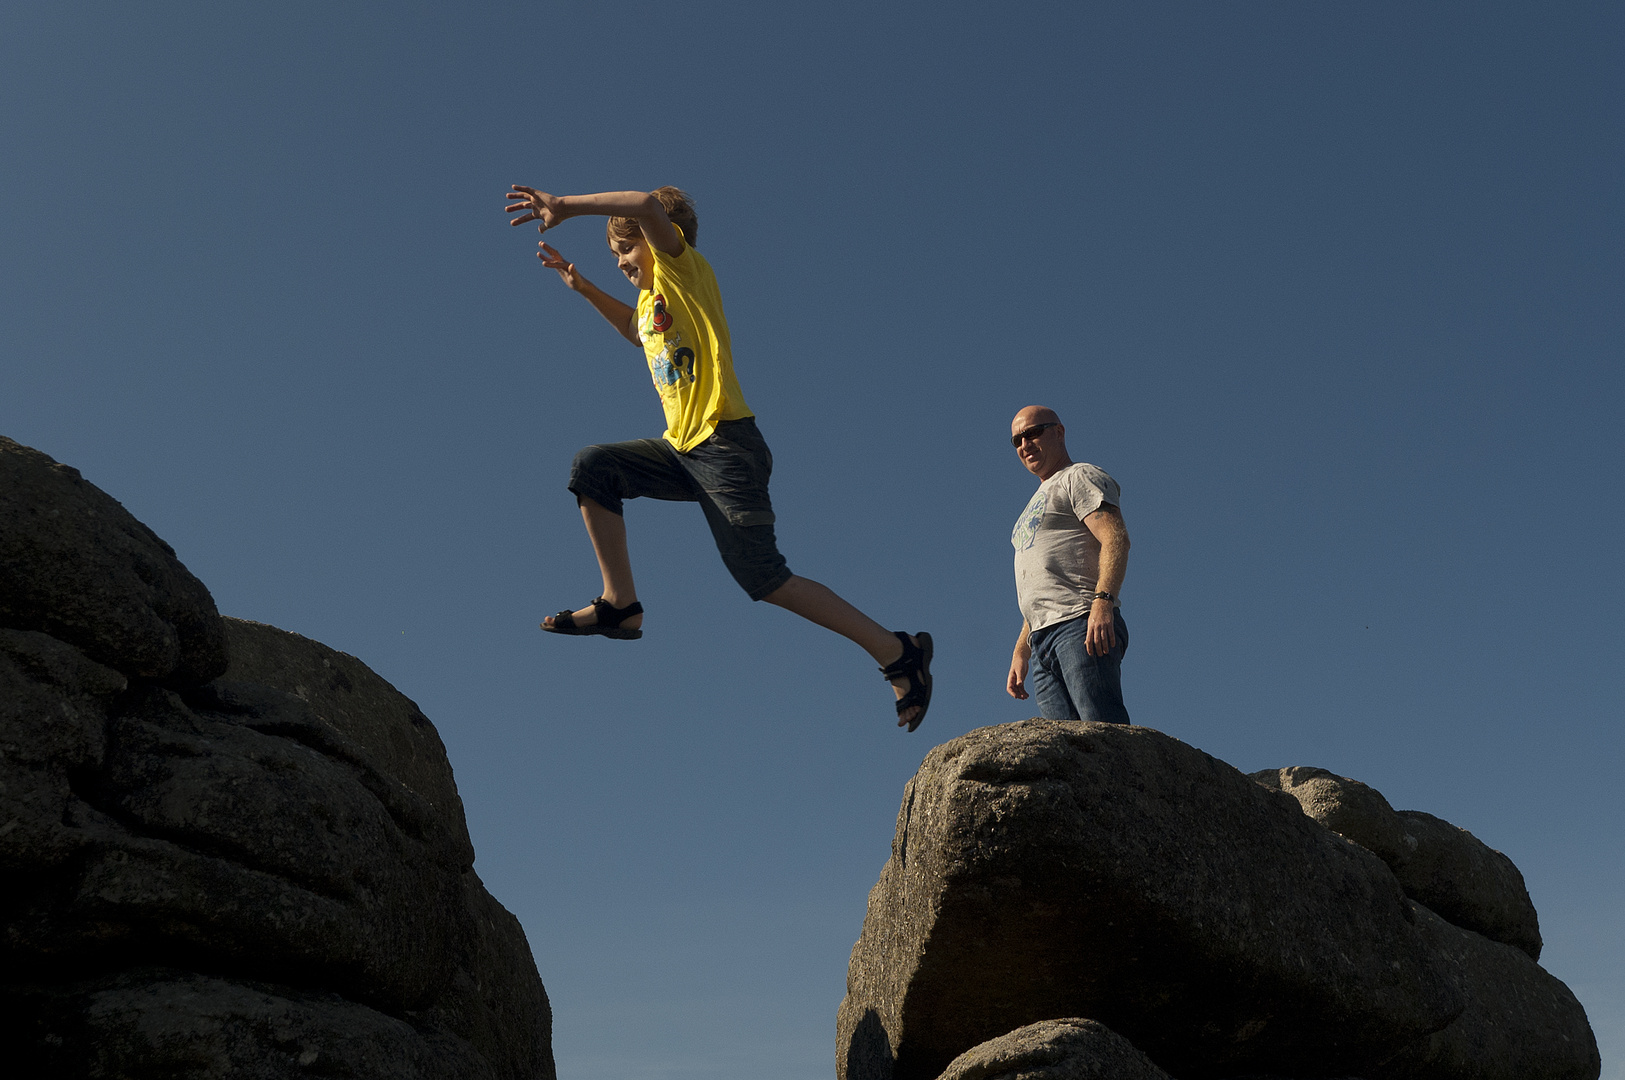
[1028,609,1130,724]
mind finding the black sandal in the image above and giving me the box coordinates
[880,631,933,732]
[542,597,644,639]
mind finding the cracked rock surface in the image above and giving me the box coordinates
[1,436,552,1079]
[1251,765,1543,959]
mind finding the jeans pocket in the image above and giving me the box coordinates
[690,428,775,527]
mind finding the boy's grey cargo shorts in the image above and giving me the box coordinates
[567,417,794,601]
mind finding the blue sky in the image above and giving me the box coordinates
[3,3,1620,1076]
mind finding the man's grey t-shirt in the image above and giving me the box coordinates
[1012,462,1121,633]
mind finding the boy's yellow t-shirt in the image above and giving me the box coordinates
[636,236,753,453]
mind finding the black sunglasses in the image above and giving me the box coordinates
[1011,422,1058,448]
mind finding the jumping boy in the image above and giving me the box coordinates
[504,184,932,730]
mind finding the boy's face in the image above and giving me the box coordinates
[610,236,655,291]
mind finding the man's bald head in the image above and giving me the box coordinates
[1011,405,1071,480]
[1012,405,1061,432]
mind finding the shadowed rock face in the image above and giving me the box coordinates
[837,720,1599,1080]
[1370,904,1600,1080]
[1252,766,1542,959]
[1,436,553,1079]
[10,970,497,1079]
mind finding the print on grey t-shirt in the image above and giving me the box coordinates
[1012,462,1121,633]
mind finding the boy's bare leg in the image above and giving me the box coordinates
[542,497,644,631]
[761,575,924,727]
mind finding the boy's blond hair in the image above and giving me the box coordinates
[607,186,698,247]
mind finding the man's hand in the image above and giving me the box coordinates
[1082,503,1128,656]
[1006,649,1030,699]
[1085,598,1117,656]
[1007,624,1032,700]
[506,185,563,230]
[537,242,584,290]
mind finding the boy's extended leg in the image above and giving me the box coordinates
[761,576,927,729]
[542,497,643,632]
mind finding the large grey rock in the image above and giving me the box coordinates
[837,720,1466,1080]
[2,624,552,1077]
[1252,766,1542,959]
[1372,905,1599,1080]
[0,439,553,1079]
[934,1019,1171,1080]
[218,617,471,846]
[0,436,226,685]
[34,680,469,1007]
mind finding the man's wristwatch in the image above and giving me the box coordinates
[1090,591,1116,603]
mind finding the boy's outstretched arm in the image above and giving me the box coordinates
[538,243,640,346]
[506,186,683,257]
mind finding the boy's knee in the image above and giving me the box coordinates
[571,443,611,475]
[567,445,626,516]
[569,444,621,494]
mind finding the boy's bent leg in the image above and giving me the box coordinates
[543,496,645,631]
[567,439,696,513]
[566,497,641,627]
[549,440,696,631]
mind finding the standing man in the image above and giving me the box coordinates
[1006,406,1132,724]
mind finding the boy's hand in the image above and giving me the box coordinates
[506,185,562,230]
[538,242,583,290]
[536,241,639,343]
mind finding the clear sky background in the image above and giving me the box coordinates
[3,3,1620,1077]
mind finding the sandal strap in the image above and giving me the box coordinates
[591,596,644,629]
[894,682,929,712]
[878,631,921,680]
[881,631,933,731]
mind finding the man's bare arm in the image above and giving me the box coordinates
[507,187,683,257]
[1083,504,1130,657]
[1007,618,1032,700]
[537,243,641,345]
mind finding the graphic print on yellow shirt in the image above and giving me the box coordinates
[636,237,753,453]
